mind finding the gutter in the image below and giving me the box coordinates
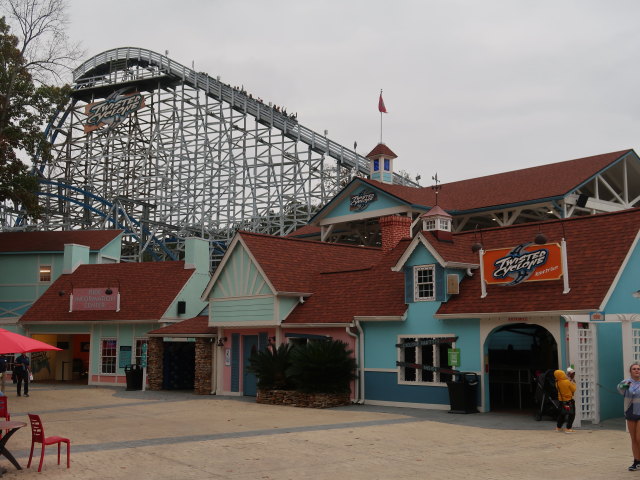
[434,309,595,319]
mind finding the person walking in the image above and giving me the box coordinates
[14,353,30,397]
[618,363,640,471]
[554,369,576,433]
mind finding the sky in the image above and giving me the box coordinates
[61,0,640,185]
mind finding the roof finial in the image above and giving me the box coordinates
[432,173,441,206]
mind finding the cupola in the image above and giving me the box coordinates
[366,143,397,184]
[420,205,453,242]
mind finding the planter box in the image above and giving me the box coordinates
[257,389,351,408]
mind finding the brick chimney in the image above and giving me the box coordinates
[379,215,412,253]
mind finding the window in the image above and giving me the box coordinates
[373,159,379,171]
[398,336,454,385]
[423,219,436,231]
[384,158,390,171]
[100,338,117,374]
[438,218,451,231]
[39,265,51,282]
[135,339,148,365]
[414,265,435,301]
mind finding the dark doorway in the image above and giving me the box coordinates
[487,323,558,411]
[162,341,195,390]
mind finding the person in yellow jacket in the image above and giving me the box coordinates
[554,369,576,433]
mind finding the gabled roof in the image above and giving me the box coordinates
[285,239,409,324]
[436,208,640,317]
[148,316,216,336]
[236,231,383,293]
[358,149,633,213]
[20,261,195,323]
[0,230,122,253]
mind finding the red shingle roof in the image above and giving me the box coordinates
[366,143,398,159]
[239,231,383,293]
[285,239,409,324]
[436,208,640,316]
[0,230,122,253]
[148,316,216,336]
[20,261,194,323]
[360,150,632,212]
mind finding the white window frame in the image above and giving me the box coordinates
[397,334,456,386]
[414,265,435,301]
[423,219,436,231]
[438,218,451,231]
[39,265,52,282]
[100,338,117,374]
[134,338,148,365]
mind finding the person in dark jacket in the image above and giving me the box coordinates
[14,353,30,397]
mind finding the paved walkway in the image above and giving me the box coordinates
[0,383,631,479]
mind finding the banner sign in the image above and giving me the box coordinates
[72,288,119,311]
[482,242,563,286]
[448,348,460,367]
[84,88,145,133]
[350,189,377,211]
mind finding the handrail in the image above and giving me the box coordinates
[73,47,418,187]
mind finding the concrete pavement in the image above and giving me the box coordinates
[0,382,631,479]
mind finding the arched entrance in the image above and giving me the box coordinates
[486,323,558,412]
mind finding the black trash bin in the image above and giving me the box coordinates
[447,372,479,414]
[124,364,143,391]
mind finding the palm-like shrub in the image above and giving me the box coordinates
[247,343,294,390]
[288,340,357,394]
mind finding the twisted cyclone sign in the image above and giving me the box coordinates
[84,88,146,133]
[481,242,564,287]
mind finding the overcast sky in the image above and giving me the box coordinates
[65,0,640,185]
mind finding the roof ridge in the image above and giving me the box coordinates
[239,230,381,251]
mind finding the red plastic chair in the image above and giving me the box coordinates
[0,396,10,438]
[27,414,70,472]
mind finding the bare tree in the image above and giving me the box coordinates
[1,0,82,84]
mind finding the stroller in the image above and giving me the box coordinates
[534,369,561,421]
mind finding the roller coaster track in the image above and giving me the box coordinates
[15,47,416,265]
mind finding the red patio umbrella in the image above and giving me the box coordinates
[0,329,62,354]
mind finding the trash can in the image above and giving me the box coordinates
[124,364,143,391]
[446,372,479,414]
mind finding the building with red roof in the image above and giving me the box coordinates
[9,234,210,389]
[202,171,640,424]
[291,148,640,244]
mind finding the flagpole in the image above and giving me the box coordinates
[380,89,383,143]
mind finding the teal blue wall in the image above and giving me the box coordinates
[597,322,624,420]
[604,244,640,313]
[211,246,271,299]
[212,297,275,323]
[279,297,299,321]
[167,270,209,319]
[324,187,405,219]
[363,243,480,406]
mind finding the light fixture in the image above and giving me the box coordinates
[105,288,113,295]
[58,290,65,296]
[634,290,640,299]
[216,337,227,347]
[534,232,547,245]
[471,242,483,253]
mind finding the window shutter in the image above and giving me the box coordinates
[404,266,414,303]
[230,333,240,392]
[435,265,446,302]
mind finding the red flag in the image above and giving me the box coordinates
[378,92,387,113]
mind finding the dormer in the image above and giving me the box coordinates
[420,205,453,242]
[366,143,397,184]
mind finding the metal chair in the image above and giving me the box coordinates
[27,414,70,472]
